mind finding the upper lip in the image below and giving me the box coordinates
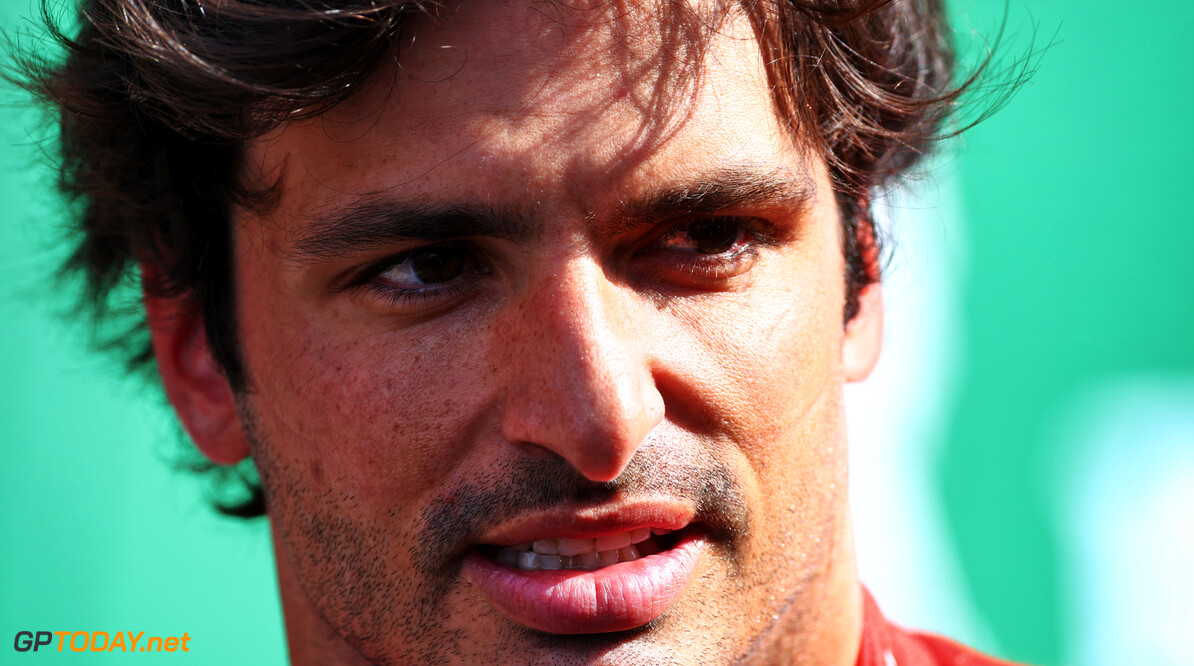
[474,497,696,546]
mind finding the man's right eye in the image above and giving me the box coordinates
[350,243,490,310]
[378,246,469,288]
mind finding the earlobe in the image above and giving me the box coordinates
[842,198,883,383]
[144,278,249,465]
[843,283,883,383]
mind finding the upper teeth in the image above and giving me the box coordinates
[495,527,671,571]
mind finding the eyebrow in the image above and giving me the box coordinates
[603,164,818,236]
[291,200,536,261]
[289,163,817,261]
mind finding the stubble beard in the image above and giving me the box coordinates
[236,399,840,665]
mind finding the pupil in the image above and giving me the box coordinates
[410,249,466,284]
[688,220,739,254]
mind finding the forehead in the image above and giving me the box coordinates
[243,0,809,218]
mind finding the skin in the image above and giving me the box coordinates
[148,0,884,663]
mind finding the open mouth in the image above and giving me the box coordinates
[482,527,680,571]
[464,520,706,633]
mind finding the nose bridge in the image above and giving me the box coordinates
[500,255,663,482]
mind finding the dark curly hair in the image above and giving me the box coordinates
[11,0,1003,517]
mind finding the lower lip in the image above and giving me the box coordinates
[464,529,707,634]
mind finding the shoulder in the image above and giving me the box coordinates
[902,630,1027,666]
[858,588,1030,666]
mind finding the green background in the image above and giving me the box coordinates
[2,1,1191,664]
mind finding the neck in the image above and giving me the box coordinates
[742,506,864,666]
[272,525,374,666]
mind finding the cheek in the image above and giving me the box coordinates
[238,294,493,513]
[713,288,846,491]
[675,255,845,439]
[661,235,849,528]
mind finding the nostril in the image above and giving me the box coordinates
[506,440,561,459]
[502,440,627,483]
[498,334,660,483]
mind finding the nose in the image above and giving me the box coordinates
[498,257,665,482]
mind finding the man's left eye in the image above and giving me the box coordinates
[658,218,747,255]
[635,216,767,287]
[654,217,754,259]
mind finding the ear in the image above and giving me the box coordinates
[144,278,249,465]
[843,282,883,382]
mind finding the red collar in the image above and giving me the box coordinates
[856,588,1025,666]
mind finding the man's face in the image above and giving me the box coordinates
[227,0,877,663]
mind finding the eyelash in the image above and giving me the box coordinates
[350,216,774,309]
[357,277,469,309]
[636,216,773,281]
[347,243,485,309]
